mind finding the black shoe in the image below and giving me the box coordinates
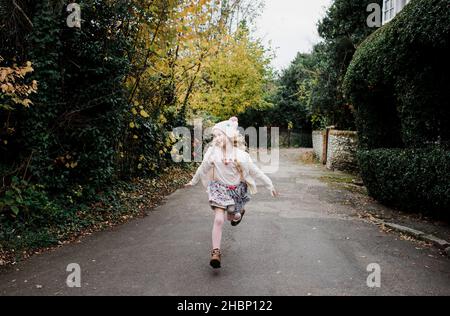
[231,209,245,226]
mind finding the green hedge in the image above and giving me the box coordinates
[344,0,450,219]
[344,0,450,150]
[358,148,450,219]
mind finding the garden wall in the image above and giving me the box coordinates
[313,129,359,172]
[312,130,326,163]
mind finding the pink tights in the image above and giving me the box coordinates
[212,209,241,250]
[212,209,225,250]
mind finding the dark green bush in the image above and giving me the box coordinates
[0,1,136,253]
[344,0,450,150]
[344,0,450,220]
[0,176,72,250]
[358,147,450,219]
[17,1,131,191]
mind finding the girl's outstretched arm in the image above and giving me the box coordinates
[186,147,214,187]
[248,157,278,196]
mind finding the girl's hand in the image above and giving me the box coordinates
[271,189,279,197]
[185,181,194,188]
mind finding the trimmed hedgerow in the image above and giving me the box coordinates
[344,0,450,219]
[344,0,450,150]
[357,147,450,219]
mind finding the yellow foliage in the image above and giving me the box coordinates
[158,114,167,124]
[169,132,176,142]
[122,0,269,175]
[0,57,38,110]
[190,27,272,119]
[140,110,149,118]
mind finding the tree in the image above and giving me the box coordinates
[189,25,272,120]
[262,52,319,131]
[310,0,382,130]
[121,0,267,175]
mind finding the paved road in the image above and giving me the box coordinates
[1,149,449,296]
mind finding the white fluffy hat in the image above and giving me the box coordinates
[212,117,239,139]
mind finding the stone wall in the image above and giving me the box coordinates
[313,129,359,172]
[326,130,358,172]
[312,130,325,163]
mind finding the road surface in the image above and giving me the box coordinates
[1,149,449,296]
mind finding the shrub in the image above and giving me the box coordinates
[343,0,450,150]
[344,0,450,220]
[357,147,450,219]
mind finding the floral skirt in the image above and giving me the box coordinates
[207,180,250,214]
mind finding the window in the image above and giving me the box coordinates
[383,0,396,24]
[397,0,410,12]
[383,0,410,25]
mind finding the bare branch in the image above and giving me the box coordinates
[12,0,33,28]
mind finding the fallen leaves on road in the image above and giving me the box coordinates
[298,150,316,164]
[399,233,415,242]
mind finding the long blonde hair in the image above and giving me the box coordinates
[208,132,248,181]
[232,133,248,152]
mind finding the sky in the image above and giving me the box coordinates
[255,0,333,71]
